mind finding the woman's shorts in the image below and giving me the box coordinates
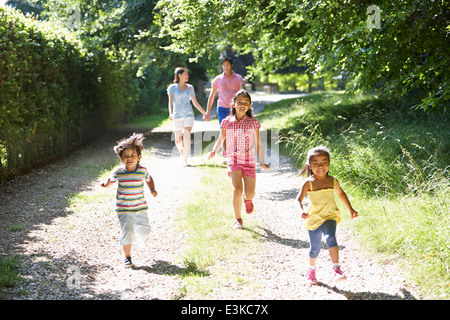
[228,163,256,179]
[173,117,194,131]
[117,211,151,246]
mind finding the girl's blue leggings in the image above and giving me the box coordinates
[308,220,338,259]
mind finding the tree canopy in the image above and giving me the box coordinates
[5,0,449,111]
[155,0,449,111]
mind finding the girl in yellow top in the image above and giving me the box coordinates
[297,146,358,285]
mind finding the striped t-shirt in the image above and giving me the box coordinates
[110,164,152,214]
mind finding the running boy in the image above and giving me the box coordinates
[101,133,157,267]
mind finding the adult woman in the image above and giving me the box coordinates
[167,67,207,166]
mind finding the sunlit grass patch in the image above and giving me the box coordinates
[174,164,263,299]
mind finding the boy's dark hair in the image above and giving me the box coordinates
[113,133,145,158]
[221,57,233,65]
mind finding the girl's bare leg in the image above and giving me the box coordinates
[242,175,256,201]
[230,171,244,220]
[329,246,339,264]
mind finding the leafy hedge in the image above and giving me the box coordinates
[0,7,134,182]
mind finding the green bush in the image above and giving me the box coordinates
[0,7,134,181]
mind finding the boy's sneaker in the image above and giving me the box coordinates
[244,199,254,214]
[306,267,317,285]
[233,218,243,229]
[124,257,134,268]
[332,267,347,282]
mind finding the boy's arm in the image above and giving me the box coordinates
[101,178,114,188]
[146,176,157,197]
[334,178,358,218]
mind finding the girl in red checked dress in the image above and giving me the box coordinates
[208,89,270,229]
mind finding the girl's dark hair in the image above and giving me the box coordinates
[173,67,186,83]
[230,89,254,118]
[300,146,331,176]
[113,133,145,159]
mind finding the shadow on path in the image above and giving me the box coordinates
[133,260,210,277]
[316,282,417,300]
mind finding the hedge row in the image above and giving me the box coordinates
[0,7,135,182]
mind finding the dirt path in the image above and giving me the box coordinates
[0,94,421,300]
[0,129,202,299]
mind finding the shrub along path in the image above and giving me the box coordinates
[0,94,421,300]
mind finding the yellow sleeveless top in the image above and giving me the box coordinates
[304,178,341,230]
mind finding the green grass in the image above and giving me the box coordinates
[258,92,449,299]
[0,255,23,298]
[173,164,263,299]
[128,108,172,129]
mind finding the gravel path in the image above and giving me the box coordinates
[0,94,421,300]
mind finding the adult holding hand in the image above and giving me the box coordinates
[167,67,207,166]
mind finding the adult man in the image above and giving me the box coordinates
[206,57,244,154]
[205,57,245,126]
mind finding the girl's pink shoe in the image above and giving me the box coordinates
[244,200,254,214]
[306,268,317,285]
[333,267,347,283]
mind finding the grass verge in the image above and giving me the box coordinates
[173,163,263,299]
[128,109,171,129]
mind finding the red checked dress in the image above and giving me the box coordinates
[221,115,261,166]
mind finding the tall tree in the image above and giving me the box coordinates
[37,0,213,115]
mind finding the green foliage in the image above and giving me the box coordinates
[155,0,449,111]
[41,0,213,116]
[0,255,23,295]
[1,7,74,140]
[0,1,216,181]
[0,6,135,181]
[0,7,87,179]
